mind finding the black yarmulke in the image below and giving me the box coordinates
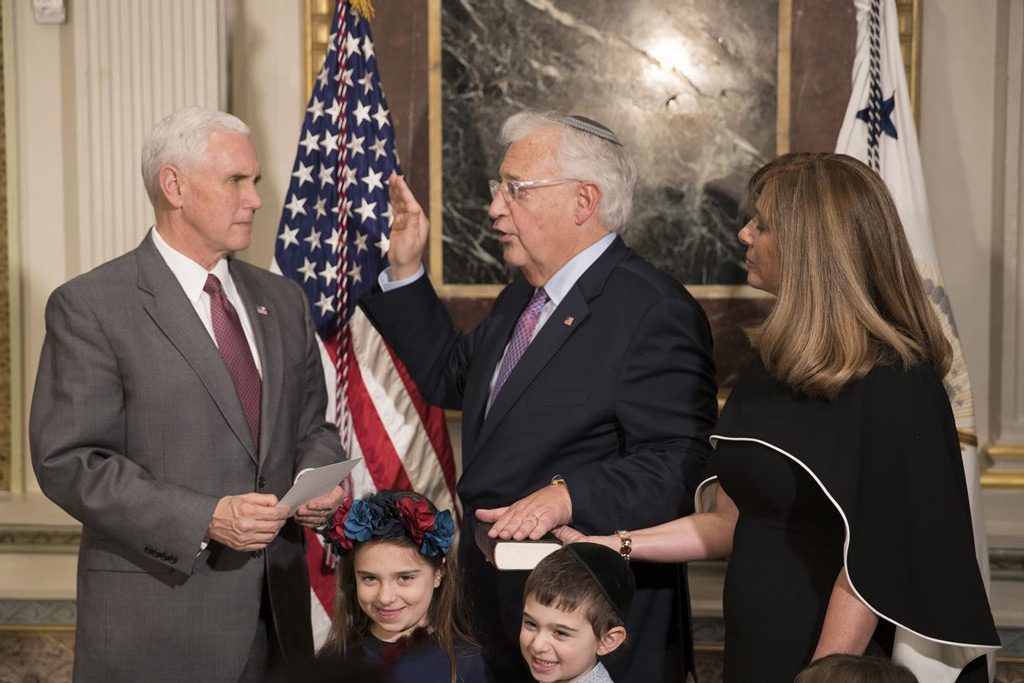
[557,115,624,146]
[564,542,635,623]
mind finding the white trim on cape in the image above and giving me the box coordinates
[698,434,998,682]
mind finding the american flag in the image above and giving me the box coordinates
[272,0,458,648]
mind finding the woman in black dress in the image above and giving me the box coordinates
[556,153,999,682]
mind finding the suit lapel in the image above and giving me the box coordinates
[135,237,258,463]
[230,260,282,467]
[470,237,631,457]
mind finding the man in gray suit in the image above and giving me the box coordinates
[30,107,345,682]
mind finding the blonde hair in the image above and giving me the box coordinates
[746,153,951,399]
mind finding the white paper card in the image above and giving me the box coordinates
[279,459,361,514]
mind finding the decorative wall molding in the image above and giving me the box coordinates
[894,0,921,124]
[0,599,75,627]
[71,0,226,273]
[989,444,1024,460]
[0,525,80,554]
[995,0,1023,443]
[989,0,1024,489]
[992,546,1024,581]
[981,470,1024,488]
[0,1,10,493]
[304,0,334,99]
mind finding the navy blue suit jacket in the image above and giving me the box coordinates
[361,237,717,681]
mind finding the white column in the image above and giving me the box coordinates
[71,0,225,272]
[989,0,1024,482]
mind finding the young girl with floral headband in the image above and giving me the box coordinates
[320,490,490,683]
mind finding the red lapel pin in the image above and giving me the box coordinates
[563,316,574,326]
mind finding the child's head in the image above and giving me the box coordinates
[322,490,463,648]
[795,654,918,683]
[520,543,635,682]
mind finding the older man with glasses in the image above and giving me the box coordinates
[361,110,718,682]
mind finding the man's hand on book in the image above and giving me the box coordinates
[475,484,572,541]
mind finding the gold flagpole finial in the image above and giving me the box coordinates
[349,0,375,20]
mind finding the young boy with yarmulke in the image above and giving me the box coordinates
[519,543,634,683]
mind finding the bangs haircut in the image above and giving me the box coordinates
[746,152,951,399]
[499,110,637,231]
[325,491,475,683]
[524,546,623,637]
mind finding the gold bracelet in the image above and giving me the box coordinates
[550,474,567,488]
[615,529,632,562]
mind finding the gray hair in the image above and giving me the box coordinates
[498,110,637,231]
[141,106,250,204]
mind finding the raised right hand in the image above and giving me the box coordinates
[387,173,430,280]
[207,493,289,551]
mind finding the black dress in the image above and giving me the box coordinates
[700,357,1000,683]
[716,440,845,680]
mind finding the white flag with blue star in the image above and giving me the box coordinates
[837,0,993,679]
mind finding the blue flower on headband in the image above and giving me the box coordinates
[321,491,456,559]
[421,510,455,557]
[344,499,400,542]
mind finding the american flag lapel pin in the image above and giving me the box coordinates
[563,316,575,327]
[256,305,269,316]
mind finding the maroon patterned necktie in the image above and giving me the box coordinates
[204,274,262,447]
[488,287,549,411]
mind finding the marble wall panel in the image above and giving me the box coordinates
[441,0,779,287]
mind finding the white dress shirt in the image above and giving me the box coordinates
[151,227,263,377]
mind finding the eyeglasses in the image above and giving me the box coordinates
[488,178,581,203]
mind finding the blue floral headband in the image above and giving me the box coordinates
[323,491,455,558]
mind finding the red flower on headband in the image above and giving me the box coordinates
[325,498,354,551]
[396,498,435,545]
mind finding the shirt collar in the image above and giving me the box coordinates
[575,661,613,683]
[541,232,616,305]
[150,227,231,303]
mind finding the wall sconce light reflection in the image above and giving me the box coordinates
[643,36,695,86]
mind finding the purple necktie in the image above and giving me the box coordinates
[204,274,262,447]
[488,287,549,411]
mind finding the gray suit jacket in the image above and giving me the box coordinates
[30,235,343,682]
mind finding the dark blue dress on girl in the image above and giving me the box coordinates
[359,629,492,683]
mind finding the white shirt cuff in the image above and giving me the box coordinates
[379,265,425,292]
